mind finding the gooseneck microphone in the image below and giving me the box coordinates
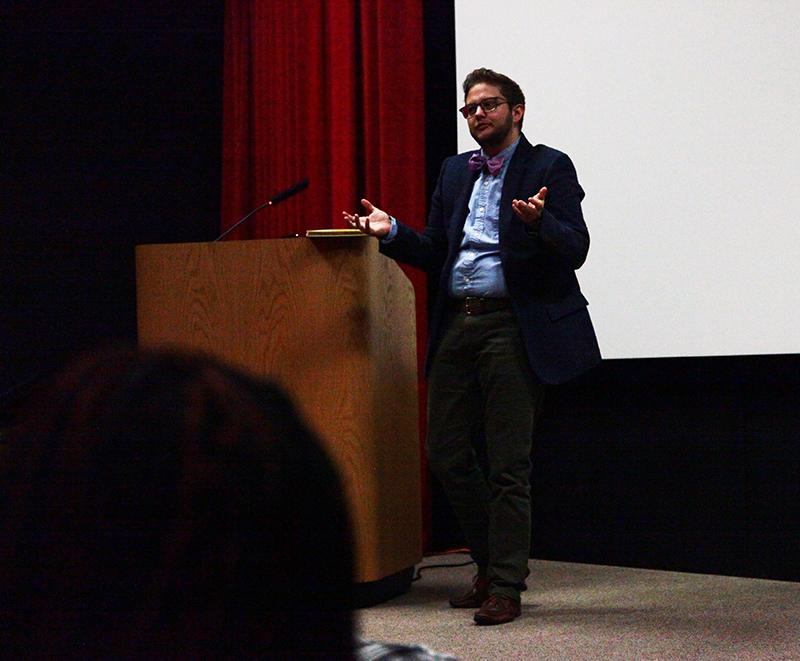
[214,178,309,241]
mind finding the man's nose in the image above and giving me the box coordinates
[473,104,487,118]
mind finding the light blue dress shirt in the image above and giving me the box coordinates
[448,137,520,298]
[382,137,520,299]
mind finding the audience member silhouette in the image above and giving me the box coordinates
[0,346,355,659]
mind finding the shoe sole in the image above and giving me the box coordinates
[474,613,520,625]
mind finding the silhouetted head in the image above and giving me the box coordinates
[0,346,354,659]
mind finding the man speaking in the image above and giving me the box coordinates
[344,68,600,625]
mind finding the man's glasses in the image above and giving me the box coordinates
[459,97,509,118]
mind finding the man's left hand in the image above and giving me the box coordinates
[512,186,547,226]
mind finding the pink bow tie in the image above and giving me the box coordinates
[468,152,505,176]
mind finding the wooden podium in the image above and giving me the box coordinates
[135,236,421,591]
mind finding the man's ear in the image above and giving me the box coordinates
[513,104,525,126]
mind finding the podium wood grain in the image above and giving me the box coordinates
[136,237,421,582]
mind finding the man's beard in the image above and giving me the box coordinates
[471,112,514,150]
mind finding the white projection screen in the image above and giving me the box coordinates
[455,1,800,359]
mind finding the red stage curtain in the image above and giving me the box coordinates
[222,0,431,546]
[222,0,426,240]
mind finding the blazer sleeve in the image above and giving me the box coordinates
[535,152,590,270]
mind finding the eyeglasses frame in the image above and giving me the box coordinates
[458,97,510,119]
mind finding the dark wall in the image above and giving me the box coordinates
[532,356,800,581]
[1,2,224,409]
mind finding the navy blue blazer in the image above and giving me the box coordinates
[381,134,601,385]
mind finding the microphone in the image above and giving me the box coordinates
[214,178,309,241]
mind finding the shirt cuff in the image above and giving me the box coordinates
[380,216,399,243]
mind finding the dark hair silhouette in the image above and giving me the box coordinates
[0,346,354,659]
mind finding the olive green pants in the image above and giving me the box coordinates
[427,308,545,600]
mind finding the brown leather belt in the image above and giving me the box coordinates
[451,296,512,316]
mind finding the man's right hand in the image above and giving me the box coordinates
[342,199,391,238]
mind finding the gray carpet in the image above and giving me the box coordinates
[356,554,800,660]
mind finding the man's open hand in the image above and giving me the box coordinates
[512,186,547,226]
[342,199,391,238]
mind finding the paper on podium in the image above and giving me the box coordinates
[305,228,367,238]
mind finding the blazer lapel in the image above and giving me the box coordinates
[499,135,535,237]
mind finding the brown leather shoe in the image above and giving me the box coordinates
[473,595,521,625]
[448,573,489,608]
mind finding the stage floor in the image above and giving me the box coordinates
[357,553,800,660]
